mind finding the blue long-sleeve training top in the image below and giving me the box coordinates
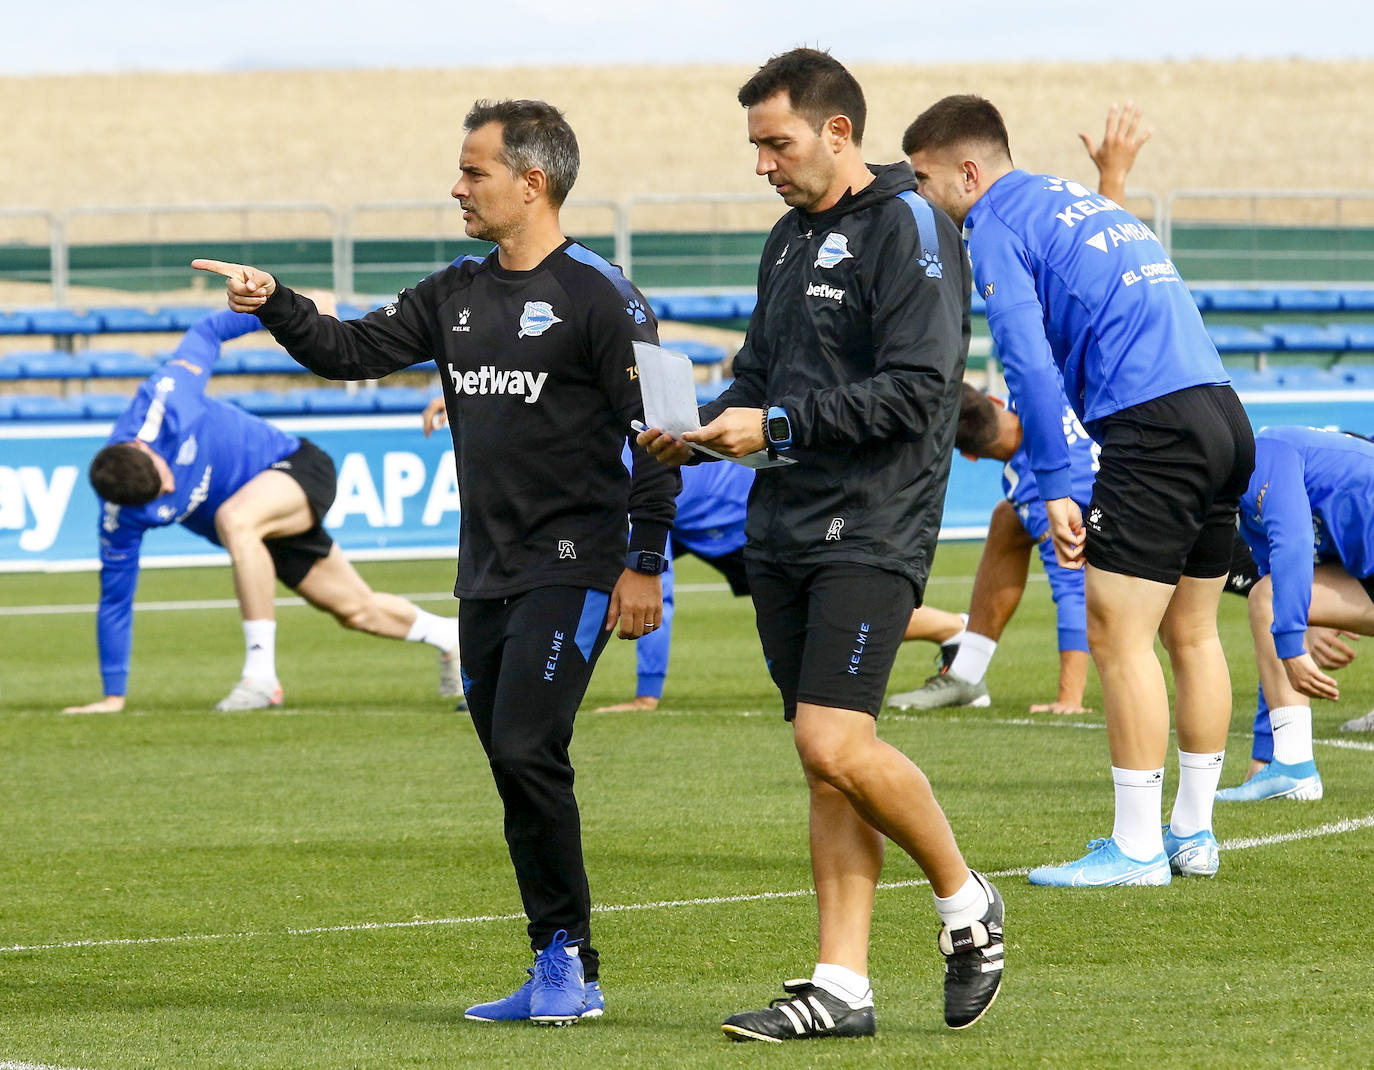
[964,169,1228,501]
[1237,426,1374,660]
[97,310,300,695]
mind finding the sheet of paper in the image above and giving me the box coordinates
[631,341,795,468]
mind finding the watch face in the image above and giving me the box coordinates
[768,416,790,442]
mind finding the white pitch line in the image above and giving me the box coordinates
[0,1061,100,1070]
[2,809,1369,958]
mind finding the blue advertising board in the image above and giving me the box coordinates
[1,390,1370,571]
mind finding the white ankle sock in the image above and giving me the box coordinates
[945,613,971,647]
[933,871,991,930]
[949,632,997,683]
[1269,705,1314,764]
[1111,766,1165,861]
[405,608,459,652]
[810,963,873,1009]
[1169,750,1225,837]
[241,619,277,683]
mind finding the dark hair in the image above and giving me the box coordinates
[90,442,161,506]
[955,383,1000,455]
[737,48,867,145]
[901,94,1012,161]
[464,99,580,207]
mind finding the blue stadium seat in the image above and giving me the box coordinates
[89,350,157,378]
[25,308,103,335]
[1336,366,1374,389]
[409,359,439,373]
[670,340,727,366]
[94,307,178,332]
[1207,325,1274,353]
[165,306,220,331]
[1224,366,1282,391]
[1274,365,1339,390]
[0,356,23,381]
[17,352,96,379]
[1262,324,1349,352]
[10,395,88,420]
[0,395,15,419]
[1337,288,1374,312]
[373,386,437,413]
[732,292,758,318]
[237,349,307,375]
[1191,290,1211,312]
[1201,288,1277,313]
[335,303,367,321]
[646,295,672,320]
[0,311,32,334]
[660,294,740,321]
[221,389,308,416]
[82,393,133,419]
[969,290,987,315]
[1344,325,1374,352]
[301,387,378,414]
[696,378,734,405]
[1273,289,1344,313]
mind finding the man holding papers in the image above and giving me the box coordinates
[640,49,1001,1040]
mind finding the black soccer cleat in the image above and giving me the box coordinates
[721,980,875,1043]
[938,874,1004,1029]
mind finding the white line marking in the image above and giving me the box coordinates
[0,1061,101,1070]
[2,810,1369,958]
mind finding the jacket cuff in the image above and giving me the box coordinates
[1034,467,1074,503]
[1274,629,1307,661]
[628,521,670,556]
[102,671,128,697]
[254,282,292,327]
[636,672,666,700]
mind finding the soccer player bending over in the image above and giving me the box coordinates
[906,96,1253,886]
[1215,427,1374,801]
[65,304,462,715]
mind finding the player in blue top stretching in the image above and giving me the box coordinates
[64,305,462,715]
[889,384,1098,714]
[1215,427,1374,801]
[906,95,1254,886]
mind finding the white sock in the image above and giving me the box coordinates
[810,962,873,1009]
[1170,750,1225,837]
[241,619,277,683]
[933,870,992,930]
[945,612,971,647]
[1111,766,1165,861]
[949,632,997,683]
[405,608,459,652]
[1269,705,1314,764]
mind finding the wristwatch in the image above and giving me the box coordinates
[764,405,792,450]
[625,550,668,575]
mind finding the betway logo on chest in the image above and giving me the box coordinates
[447,364,549,404]
[806,281,846,302]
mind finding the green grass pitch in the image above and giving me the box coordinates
[1,542,1372,1068]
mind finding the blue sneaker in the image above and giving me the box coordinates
[464,968,536,1022]
[1162,824,1219,878]
[581,980,605,1018]
[1028,838,1171,887]
[1214,759,1323,802]
[529,929,586,1025]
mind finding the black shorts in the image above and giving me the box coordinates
[1084,385,1255,585]
[263,438,337,588]
[1224,529,1261,598]
[673,538,751,596]
[747,558,916,720]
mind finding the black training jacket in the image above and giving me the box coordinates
[702,163,971,594]
[254,239,679,600]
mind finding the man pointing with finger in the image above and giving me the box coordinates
[196,98,678,1023]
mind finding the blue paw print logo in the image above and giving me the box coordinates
[918,251,943,279]
[625,299,647,325]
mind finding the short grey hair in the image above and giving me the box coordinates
[464,99,580,207]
